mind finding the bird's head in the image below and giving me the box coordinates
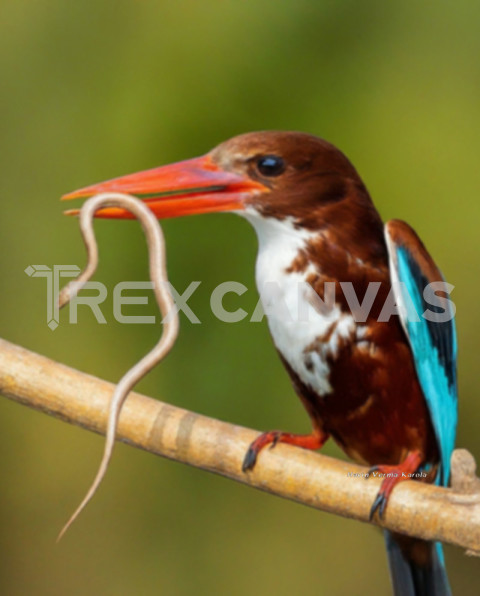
[62,131,373,230]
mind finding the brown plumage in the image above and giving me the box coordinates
[211,132,438,470]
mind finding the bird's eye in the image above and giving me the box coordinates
[256,155,286,177]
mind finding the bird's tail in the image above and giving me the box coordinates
[384,531,451,596]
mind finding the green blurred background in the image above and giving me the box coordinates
[1,1,479,594]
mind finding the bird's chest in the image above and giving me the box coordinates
[252,223,356,397]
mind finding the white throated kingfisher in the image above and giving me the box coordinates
[63,131,457,596]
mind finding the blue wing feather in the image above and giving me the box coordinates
[385,221,458,486]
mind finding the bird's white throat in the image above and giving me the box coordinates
[240,210,356,396]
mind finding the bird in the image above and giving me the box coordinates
[63,131,457,596]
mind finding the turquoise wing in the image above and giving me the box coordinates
[385,220,458,486]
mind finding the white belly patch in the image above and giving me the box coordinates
[241,211,356,397]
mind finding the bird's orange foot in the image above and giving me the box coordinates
[367,450,423,520]
[242,429,328,472]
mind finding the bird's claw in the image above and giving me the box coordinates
[366,451,423,521]
[369,492,387,521]
[242,432,282,472]
[242,447,258,472]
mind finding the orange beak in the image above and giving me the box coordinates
[62,154,266,219]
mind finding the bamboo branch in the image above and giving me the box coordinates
[0,336,479,552]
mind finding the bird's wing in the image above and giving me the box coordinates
[384,219,457,486]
